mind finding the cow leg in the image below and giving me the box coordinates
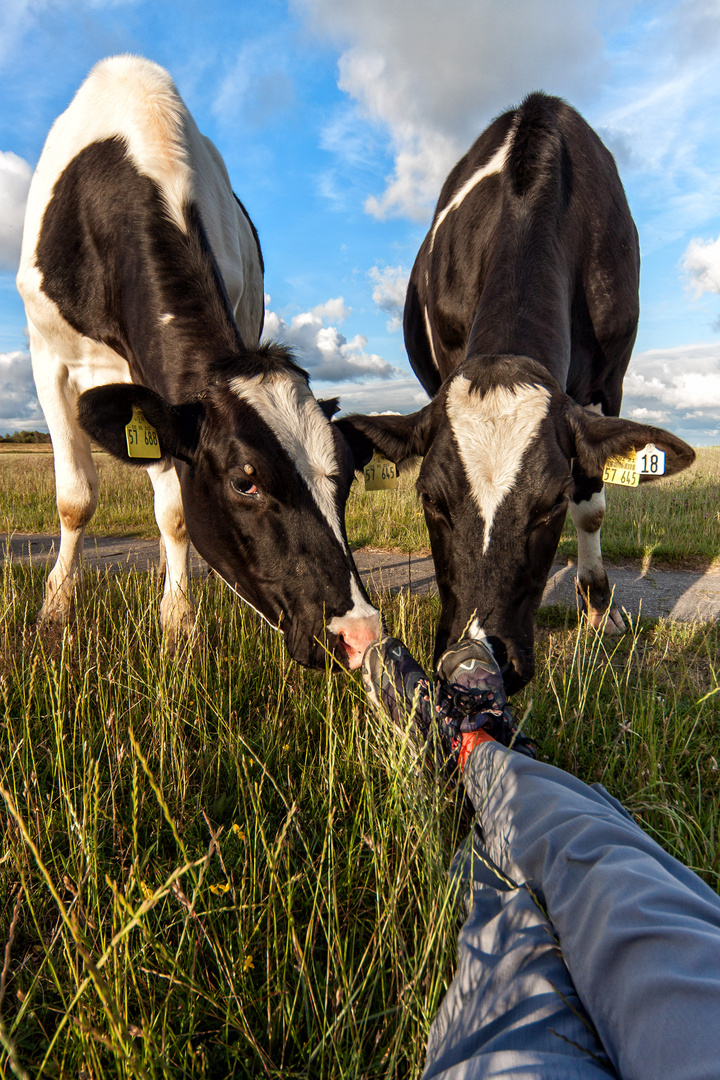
[32,353,99,627]
[146,459,196,645]
[570,465,625,634]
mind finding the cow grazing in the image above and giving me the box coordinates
[17,55,380,669]
[337,93,694,692]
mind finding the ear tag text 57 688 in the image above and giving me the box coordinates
[125,406,161,459]
[603,443,665,488]
[364,451,399,491]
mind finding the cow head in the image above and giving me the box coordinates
[337,354,694,692]
[77,347,380,669]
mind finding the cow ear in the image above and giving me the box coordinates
[77,384,203,465]
[317,397,340,420]
[567,404,695,481]
[334,406,433,470]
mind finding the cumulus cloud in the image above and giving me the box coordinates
[0,350,45,429]
[262,296,403,381]
[623,342,720,444]
[296,0,604,219]
[0,151,32,271]
[368,264,408,331]
[683,235,720,296]
[322,376,431,415]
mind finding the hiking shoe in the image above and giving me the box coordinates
[362,637,433,738]
[434,637,537,777]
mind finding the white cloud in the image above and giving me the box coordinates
[368,264,408,331]
[0,151,32,271]
[683,235,720,296]
[0,350,45,429]
[212,38,294,127]
[296,0,604,220]
[319,376,431,415]
[262,296,402,381]
[623,342,720,444]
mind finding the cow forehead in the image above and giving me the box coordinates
[445,374,551,553]
[230,370,345,545]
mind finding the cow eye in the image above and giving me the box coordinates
[230,475,259,497]
[421,492,451,525]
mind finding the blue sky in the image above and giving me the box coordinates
[2,0,720,443]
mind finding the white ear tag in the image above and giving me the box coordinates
[635,443,665,476]
[125,406,161,459]
[364,451,399,491]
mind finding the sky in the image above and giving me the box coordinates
[1,0,720,444]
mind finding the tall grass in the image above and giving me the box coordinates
[4,447,720,568]
[1,560,719,1076]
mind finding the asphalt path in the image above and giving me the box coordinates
[3,531,720,624]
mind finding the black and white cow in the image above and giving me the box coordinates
[338,93,694,692]
[17,55,380,669]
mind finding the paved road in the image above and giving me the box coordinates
[4,532,720,624]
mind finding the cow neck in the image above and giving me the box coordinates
[465,244,572,390]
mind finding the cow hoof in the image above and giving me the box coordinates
[35,602,70,632]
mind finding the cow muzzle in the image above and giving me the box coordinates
[328,612,382,671]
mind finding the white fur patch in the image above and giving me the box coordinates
[231,370,345,546]
[570,490,606,577]
[423,304,439,368]
[466,617,489,644]
[446,375,551,552]
[429,129,514,254]
[18,55,264,349]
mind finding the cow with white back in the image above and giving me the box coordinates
[337,93,694,693]
[17,55,380,669]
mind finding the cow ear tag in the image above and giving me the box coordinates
[635,443,665,477]
[603,450,639,487]
[364,450,399,491]
[125,405,161,459]
[603,442,666,488]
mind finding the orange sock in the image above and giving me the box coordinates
[458,728,495,773]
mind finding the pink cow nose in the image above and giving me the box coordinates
[334,614,382,670]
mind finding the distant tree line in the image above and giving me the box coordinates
[0,430,52,444]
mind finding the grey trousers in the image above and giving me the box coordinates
[423,744,720,1080]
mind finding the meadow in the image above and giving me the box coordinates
[3,445,720,568]
[1,448,720,1077]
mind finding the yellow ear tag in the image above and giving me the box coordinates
[603,451,639,487]
[364,450,399,491]
[125,405,161,459]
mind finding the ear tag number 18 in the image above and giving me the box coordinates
[364,451,399,491]
[125,406,161,459]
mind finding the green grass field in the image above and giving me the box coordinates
[2,444,720,1076]
[3,445,720,568]
[1,558,719,1077]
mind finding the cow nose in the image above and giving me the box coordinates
[333,614,382,671]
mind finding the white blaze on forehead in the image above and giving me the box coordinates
[429,127,514,255]
[446,375,551,553]
[231,370,347,546]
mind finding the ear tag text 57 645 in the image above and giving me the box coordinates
[603,443,665,488]
[364,451,399,491]
[125,406,161,459]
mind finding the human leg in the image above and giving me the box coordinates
[463,745,720,1080]
[363,638,614,1079]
